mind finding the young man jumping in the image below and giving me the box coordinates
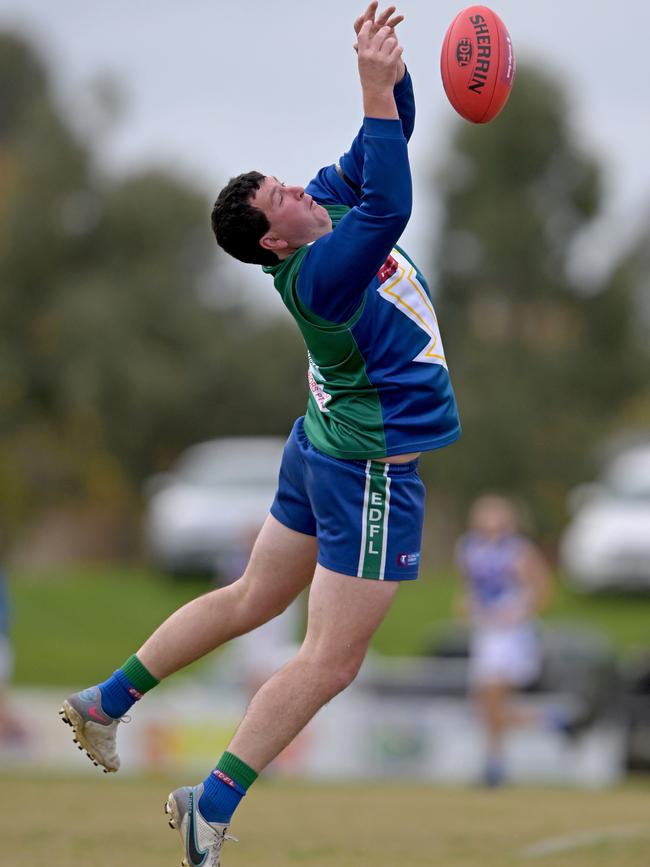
[60,5,460,865]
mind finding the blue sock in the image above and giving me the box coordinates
[98,670,139,719]
[198,769,247,823]
[483,756,506,787]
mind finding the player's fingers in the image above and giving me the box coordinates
[385,35,399,54]
[375,6,398,27]
[355,0,378,36]
[374,34,398,62]
[358,19,374,39]
[376,5,397,26]
[353,11,368,35]
[356,19,374,47]
[373,24,395,47]
[375,29,399,55]
[385,13,404,29]
[386,42,404,63]
[362,0,378,25]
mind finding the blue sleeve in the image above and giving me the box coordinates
[305,69,415,208]
[394,69,416,141]
[297,117,412,323]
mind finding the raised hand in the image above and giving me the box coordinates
[354,2,405,83]
[356,19,404,118]
[354,2,404,39]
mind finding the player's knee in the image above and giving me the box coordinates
[232,575,291,630]
[315,651,366,699]
[196,579,281,639]
[337,655,365,691]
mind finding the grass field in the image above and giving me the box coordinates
[9,564,650,686]
[2,773,649,867]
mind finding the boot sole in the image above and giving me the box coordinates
[59,701,118,773]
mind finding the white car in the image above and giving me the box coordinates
[560,444,650,591]
[144,436,285,578]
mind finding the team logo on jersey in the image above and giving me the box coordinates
[377,249,448,368]
[377,255,399,284]
[307,352,332,413]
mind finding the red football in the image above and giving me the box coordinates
[440,5,515,123]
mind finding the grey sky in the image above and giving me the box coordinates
[1,0,648,311]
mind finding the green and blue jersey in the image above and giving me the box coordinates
[264,71,460,460]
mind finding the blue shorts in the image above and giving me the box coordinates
[270,417,426,581]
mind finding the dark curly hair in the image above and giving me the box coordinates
[211,171,279,266]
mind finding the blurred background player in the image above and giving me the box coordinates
[455,493,553,786]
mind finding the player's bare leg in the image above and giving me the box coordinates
[137,515,317,677]
[61,515,317,771]
[227,564,399,770]
[476,681,517,786]
[166,565,399,866]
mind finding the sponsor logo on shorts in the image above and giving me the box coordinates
[397,552,420,568]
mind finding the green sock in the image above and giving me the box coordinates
[120,654,159,695]
[216,751,259,789]
[199,751,259,822]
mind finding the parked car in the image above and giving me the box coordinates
[559,444,650,592]
[144,436,285,578]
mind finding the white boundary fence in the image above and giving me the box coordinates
[1,678,624,787]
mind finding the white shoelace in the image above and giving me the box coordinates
[210,830,239,851]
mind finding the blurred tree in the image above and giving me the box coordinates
[429,64,648,541]
[601,217,650,438]
[0,32,305,555]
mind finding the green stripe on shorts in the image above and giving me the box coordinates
[357,461,391,580]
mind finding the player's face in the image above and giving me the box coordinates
[253,176,332,257]
[469,496,518,538]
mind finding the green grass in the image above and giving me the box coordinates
[373,571,650,658]
[1,773,649,867]
[7,564,650,686]
[10,565,210,686]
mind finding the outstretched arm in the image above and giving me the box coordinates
[352,2,414,139]
[354,2,406,91]
[306,3,415,207]
[297,14,411,322]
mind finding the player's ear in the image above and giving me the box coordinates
[260,234,288,252]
